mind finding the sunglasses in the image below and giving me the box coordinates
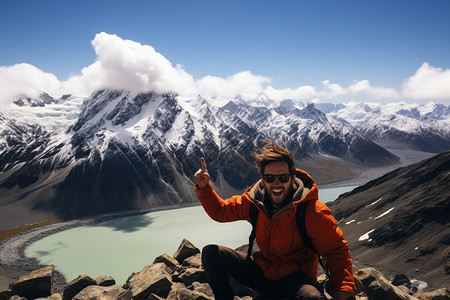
[263,174,291,183]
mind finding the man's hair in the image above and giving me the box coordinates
[252,139,295,175]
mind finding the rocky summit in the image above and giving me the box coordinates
[0,239,448,300]
[327,151,450,290]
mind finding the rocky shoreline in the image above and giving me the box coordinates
[0,206,189,292]
[1,239,449,300]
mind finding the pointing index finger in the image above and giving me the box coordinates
[200,157,207,172]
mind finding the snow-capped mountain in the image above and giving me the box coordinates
[1,89,447,226]
[316,102,450,153]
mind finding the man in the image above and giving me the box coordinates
[194,139,355,300]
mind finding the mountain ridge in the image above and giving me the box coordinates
[327,151,450,290]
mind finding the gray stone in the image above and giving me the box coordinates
[94,275,116,286]
[418,288,450,300]
[183,253,202,268]
[125,263,172,299]
[153,254,180,270]
[10,265,54,299]
[166,287,213,300]
[9,296,27,300]
[72,285,132,300]
[0,289,13,300]
[187,282,213,298]
[62,274,97,300]
[147,293,166,300]
[173,239,200,264]
[354,268,417,300]
[181,268,208,286]
[36,294,62,300]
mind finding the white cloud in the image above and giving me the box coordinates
[64,32,197,96]
[0,33,449,106]
[0,63,61,105]
[197,71,270,99]
[402,62,450,99]
[263,85,316,101]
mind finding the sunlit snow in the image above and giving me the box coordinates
[359,229,375,241]
[374,207,395,220]
[366,197,382,208]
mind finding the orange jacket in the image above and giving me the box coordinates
[195,168,355,295]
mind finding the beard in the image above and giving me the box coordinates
[263,184,294,209]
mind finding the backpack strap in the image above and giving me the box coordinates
[297,202,330,277]
[247,202,330,278]
[247,203,259,260]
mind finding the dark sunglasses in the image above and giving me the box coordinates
[263,174,291,183]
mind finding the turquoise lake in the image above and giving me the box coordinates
[25,186,355,284]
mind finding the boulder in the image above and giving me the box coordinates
[94,275,116,287]
[153,254,180,270]
[187,282,214,298]
[147,294,166,300]
[62,274,96,300]
[173,239,200,264]
[166,287,213,300]
[181,267,208,286]
[418,288,450,300]
[0,289,13,300]
[354,268,417,300]
[72,284,132,300]
[36,294,62,300]
[125,263,172,299]
[183,253,202,268]
[10,265,54,299]
[392,274,412,288]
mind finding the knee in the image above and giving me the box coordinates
[297,285,323,300]
[201,244,219,266]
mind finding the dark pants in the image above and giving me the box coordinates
[202,244,325,300]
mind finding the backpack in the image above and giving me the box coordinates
[247,202,329,277]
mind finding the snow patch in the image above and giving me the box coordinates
[359,229,375,241]
[346,220,355,225]
[375,207,395,220]
[366,197,382,208]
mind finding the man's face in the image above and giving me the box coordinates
[261,161,295,208]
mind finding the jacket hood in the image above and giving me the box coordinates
[247,168,319,212]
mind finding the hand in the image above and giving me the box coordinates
[194,157,210,189]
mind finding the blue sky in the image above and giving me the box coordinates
[1,0,449,104]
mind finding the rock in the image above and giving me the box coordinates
[181,267,208,286]
[72,284,132,300]
[10,265,54,299]
[174,239,201,264]
[147,294,166,300]
[418,288,450,300]
[0,289,14,300]
[125,263,173,299]
[187,282,214,298]
[153,254,180,270]
[36,294,63,300]
[9,296,27,300]
[354,267,417,300]
[166,287,213,300]
[229,277,258,299]
[94,275,116,286]
[62,274,97,300]
[183,253,203,268]
[392,274,412,288]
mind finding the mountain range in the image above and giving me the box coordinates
[0,90,449,229]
